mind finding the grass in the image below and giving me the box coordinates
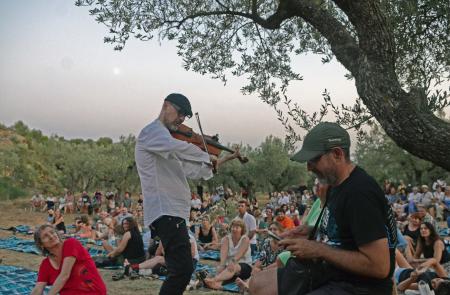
[0,199,230,295]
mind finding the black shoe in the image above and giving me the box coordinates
[112,272,125,281]
[129,269,140,280]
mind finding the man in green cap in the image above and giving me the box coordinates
[249,122,397,295]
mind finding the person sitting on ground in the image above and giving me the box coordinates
[127,228,199,278]
[105,192,115,214]
[411,222,449,276]
[101,221,124,257]
[115,206,133,224]
[74,215,95,239]
[107,217,146,268]
[290,211,301,227]
[44,195,56,211]
[191,193,202,211]
[236,200,258,256]
[31,194,44,212]
[58,195,66,212]
[274,208,295,230]
[30,224,106,295]
[196,215,219,251]
[80,192,91,214]
[235,221,287,293]
[64,191,74,214]
[52,209,66,234]
[417,204,439,230]
[431,277,450,295]
[286,204,299,219]
[46,209,55,224]
[403,212,422,259]
[254,221,286,271]
[394,248,445,292]
[136,193,144,217]
[203,218,252,290]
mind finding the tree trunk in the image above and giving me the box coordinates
[304,1,450,171]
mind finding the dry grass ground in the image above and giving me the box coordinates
[0,199,229,295]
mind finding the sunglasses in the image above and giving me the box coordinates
[170,102,191,118]
[308,152,327,165]
[307,149,336,165]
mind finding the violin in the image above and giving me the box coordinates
[170,123,248,164]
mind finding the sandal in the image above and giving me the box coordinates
[195,269,209,287]
[129,270,140,280]
[112,272,125,281]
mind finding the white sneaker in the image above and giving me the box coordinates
[185,279,199,291]
[404,290,420,295]
[139,268,152,276]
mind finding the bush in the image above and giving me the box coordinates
[0,177,27,200]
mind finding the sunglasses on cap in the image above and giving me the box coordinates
[169,102,192,118]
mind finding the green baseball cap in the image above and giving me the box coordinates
[291,122,350,162]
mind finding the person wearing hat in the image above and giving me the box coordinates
[249,122,397,295]
[135,93,239,295]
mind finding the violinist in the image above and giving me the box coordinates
[135,93,239,295]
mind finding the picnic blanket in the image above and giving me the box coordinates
[0,236,108,258]
[199,250,221,261]
[0,225,33,235]
[0,237,40,255]
[199,249,259,263]
[0,265,49,294]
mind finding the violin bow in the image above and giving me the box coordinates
[195,112,213,163]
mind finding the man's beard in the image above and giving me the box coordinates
[314,170,337,186]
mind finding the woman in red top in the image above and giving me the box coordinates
[31,224,106,295]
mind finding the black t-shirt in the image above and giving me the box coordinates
[317,166,397,292]
[123,229,145,260]
[403,226,420,243]
[398,268,438,289]
[423,241,450,263]
[82,195,90,204]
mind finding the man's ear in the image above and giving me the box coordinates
[331,147,344,160]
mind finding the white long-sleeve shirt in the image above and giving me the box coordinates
[135,119,213,227]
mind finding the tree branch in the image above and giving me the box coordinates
[288,0,362,74]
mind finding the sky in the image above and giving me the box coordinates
[0,0,358,147]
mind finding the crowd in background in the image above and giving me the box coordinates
[28,177,450,293]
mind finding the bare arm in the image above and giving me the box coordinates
[247,229,256,240]
[108,231,131,257]
[30,282,47,295]
[190,238,197,258]
[321,238,390,279]
[47,256,76,295]
[414,242,423,259]
[397,270,419,291]
[219,236,229,266]
[155,242,164,256]
[280,237,391,279]
[216,148,240,168]
[211,227,219,244]
[420,240,444,268]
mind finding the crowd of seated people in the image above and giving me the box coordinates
[26,179,450,294]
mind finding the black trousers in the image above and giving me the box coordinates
[151,215,193,295]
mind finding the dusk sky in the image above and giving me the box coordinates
[0,0,358,147]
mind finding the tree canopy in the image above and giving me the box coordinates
[0,122,308,199]
[75,0,450,171]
